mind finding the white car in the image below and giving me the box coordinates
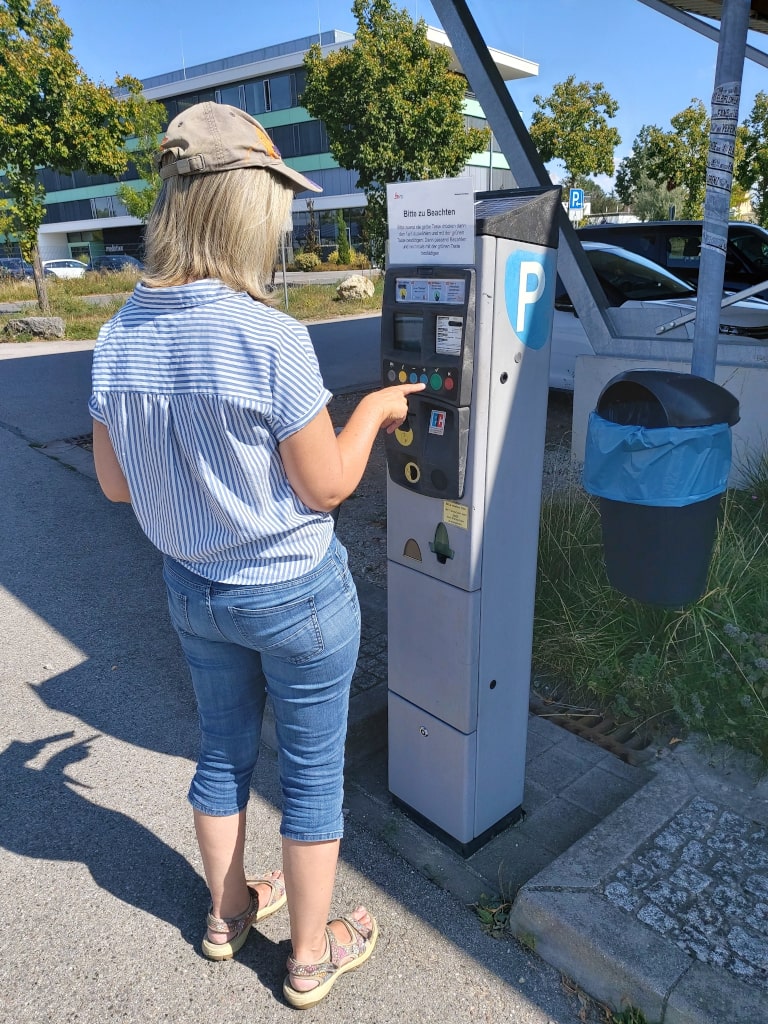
[42,258,87,279]
[549,242,768,391]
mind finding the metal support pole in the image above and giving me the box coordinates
[692,0,751,380]
[431,0,615,351]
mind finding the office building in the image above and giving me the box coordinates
[32,28,537,262]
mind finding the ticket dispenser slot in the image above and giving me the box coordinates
[381,267,475,500]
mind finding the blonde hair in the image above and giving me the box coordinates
[143,167,293,302]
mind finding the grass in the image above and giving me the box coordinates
[533,461,768,765]
[0,271,384,340]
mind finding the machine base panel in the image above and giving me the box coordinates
[391,795,523,858]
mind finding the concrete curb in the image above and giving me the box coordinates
[508,749,768,1022]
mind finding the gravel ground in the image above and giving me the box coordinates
[328,389,576,590]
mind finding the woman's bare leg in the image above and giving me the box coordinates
[194,808,281,944]
[282,836,373,992]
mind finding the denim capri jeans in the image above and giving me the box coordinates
[162,535,360,842]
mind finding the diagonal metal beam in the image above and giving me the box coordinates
[431,0,616,349]
[637,0,768,68]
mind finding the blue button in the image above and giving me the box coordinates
[409,372,418,383]
[420,373,428,384]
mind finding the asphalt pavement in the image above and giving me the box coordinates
[1,338,767,1024]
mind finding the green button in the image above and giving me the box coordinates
[429,372,443,390]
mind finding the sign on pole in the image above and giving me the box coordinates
[568,188,584,212]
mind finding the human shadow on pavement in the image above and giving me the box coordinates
[0,731,206,945]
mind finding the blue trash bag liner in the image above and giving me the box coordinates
[582,412,732,508]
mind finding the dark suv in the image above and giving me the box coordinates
[87,254,143,273]
[577,221,768,297]
[0,257,34,280]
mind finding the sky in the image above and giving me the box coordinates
[55,0,768,186]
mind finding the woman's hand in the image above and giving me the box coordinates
[362,381,426,433]
[279,382,425,513]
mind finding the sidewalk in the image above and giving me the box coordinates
[1,341,766,1024]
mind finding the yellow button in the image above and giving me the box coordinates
[398,370,408,383]
[395,425,414,446]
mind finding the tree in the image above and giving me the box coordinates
[615,126,687,221]
[737,91,768,226]
[0,0,145,311]
[116,96,167,224]
[302,198,320,256]
[335,208,351,265]
[0,197,22,254]
[301,0,488,262]
[528,75,621,188]
[643,100,710,219]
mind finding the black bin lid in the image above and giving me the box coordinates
[596,370,740,428]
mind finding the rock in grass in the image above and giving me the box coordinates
[3,316,66,339]
[336,274,375,301]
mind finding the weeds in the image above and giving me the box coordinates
[534,472,768,763]
[470,891,512,938]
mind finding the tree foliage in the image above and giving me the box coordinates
[0,0,145,309]
[615,125,687,221]
[116,96,166,224]
[619,101,749,221]
[528,75,621,188]
[642,100,710,219]
[301,0,488,261]
[737,90,768,226]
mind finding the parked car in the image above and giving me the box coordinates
[577,220,768,298]
[42,258,87,279]
[87,254,144,274]
[549,242,768,391]
[0,257,34,280]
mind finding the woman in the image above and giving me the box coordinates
[90,101,424,1008]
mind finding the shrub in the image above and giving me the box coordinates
[293,251,321,272]
[326,249,340,265]
[352,251,371,270]
[336,209,351,266]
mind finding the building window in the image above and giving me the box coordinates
[217,84,244,108]
[90,195,129,219]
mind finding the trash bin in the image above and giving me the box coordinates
[582,370,740,606]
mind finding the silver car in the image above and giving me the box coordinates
[549,242,768,391]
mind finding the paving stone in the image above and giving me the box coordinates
[560,764,643,818]
[524,744,586,794]
[600,796,768,994]
[516,795,600,850]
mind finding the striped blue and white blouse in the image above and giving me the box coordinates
[89,279,334,585]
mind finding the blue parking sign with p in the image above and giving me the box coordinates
[569,188,584,210]
[505,248,556,350]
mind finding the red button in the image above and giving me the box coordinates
[444,377,455,391]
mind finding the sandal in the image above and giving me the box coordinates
[201,874,287,961]
[283,911,378,1009]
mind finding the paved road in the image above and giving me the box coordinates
[0,315,384,447]
[0,338,590,1024]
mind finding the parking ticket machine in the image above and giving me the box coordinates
[383,187,561,855]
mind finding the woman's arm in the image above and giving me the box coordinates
[279,383,425,513]
[92,421,132,503]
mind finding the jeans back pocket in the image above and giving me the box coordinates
[228,595,324,664]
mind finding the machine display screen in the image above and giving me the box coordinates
[394,314,423,352]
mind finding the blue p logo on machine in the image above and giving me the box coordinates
[505,249,557,351]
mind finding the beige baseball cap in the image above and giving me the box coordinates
[157,102,322,194]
